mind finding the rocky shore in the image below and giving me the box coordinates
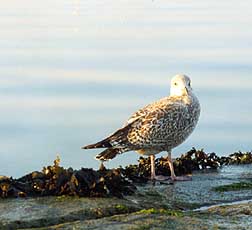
[1,148,252,199]
[1,149,252,229]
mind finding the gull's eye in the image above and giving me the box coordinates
[188,82,191,87]
[174,82,178,86]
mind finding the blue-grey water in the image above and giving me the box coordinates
[0,0,252,177]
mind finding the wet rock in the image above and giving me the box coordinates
[16,202,252,230]
[0,196,142,229]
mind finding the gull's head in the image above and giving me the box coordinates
[170,74,192,96]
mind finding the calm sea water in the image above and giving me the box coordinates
[0,0,252,177]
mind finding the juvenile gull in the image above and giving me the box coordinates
[82,74,200,181]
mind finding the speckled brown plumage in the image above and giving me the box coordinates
[83,74,201,166]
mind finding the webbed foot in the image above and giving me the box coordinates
[150,175,170,182]
[171,175,192,181]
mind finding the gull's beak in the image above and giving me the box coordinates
[183,87,189,95]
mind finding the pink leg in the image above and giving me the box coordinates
[150,155,156,180]
[167,151,192,181]
[150,155,169,181]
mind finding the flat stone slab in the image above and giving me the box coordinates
[1,164,252,229]
[32,202,252,230]
[0,197,142,229]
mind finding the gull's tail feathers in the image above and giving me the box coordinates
[81,138,112,149]
[81,121,136,150]
[95,147,130,161]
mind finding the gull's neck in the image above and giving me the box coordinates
[170,89,197,105]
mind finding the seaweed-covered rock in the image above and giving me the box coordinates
[228,151,252,165]
[0,157,136,199]
[121,148,252,183]
[1,149,252,199]
[69,168,136,198]
[121,148,222,183]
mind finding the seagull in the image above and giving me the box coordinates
[82,74,200,181]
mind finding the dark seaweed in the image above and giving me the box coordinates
[1,149,252,198]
